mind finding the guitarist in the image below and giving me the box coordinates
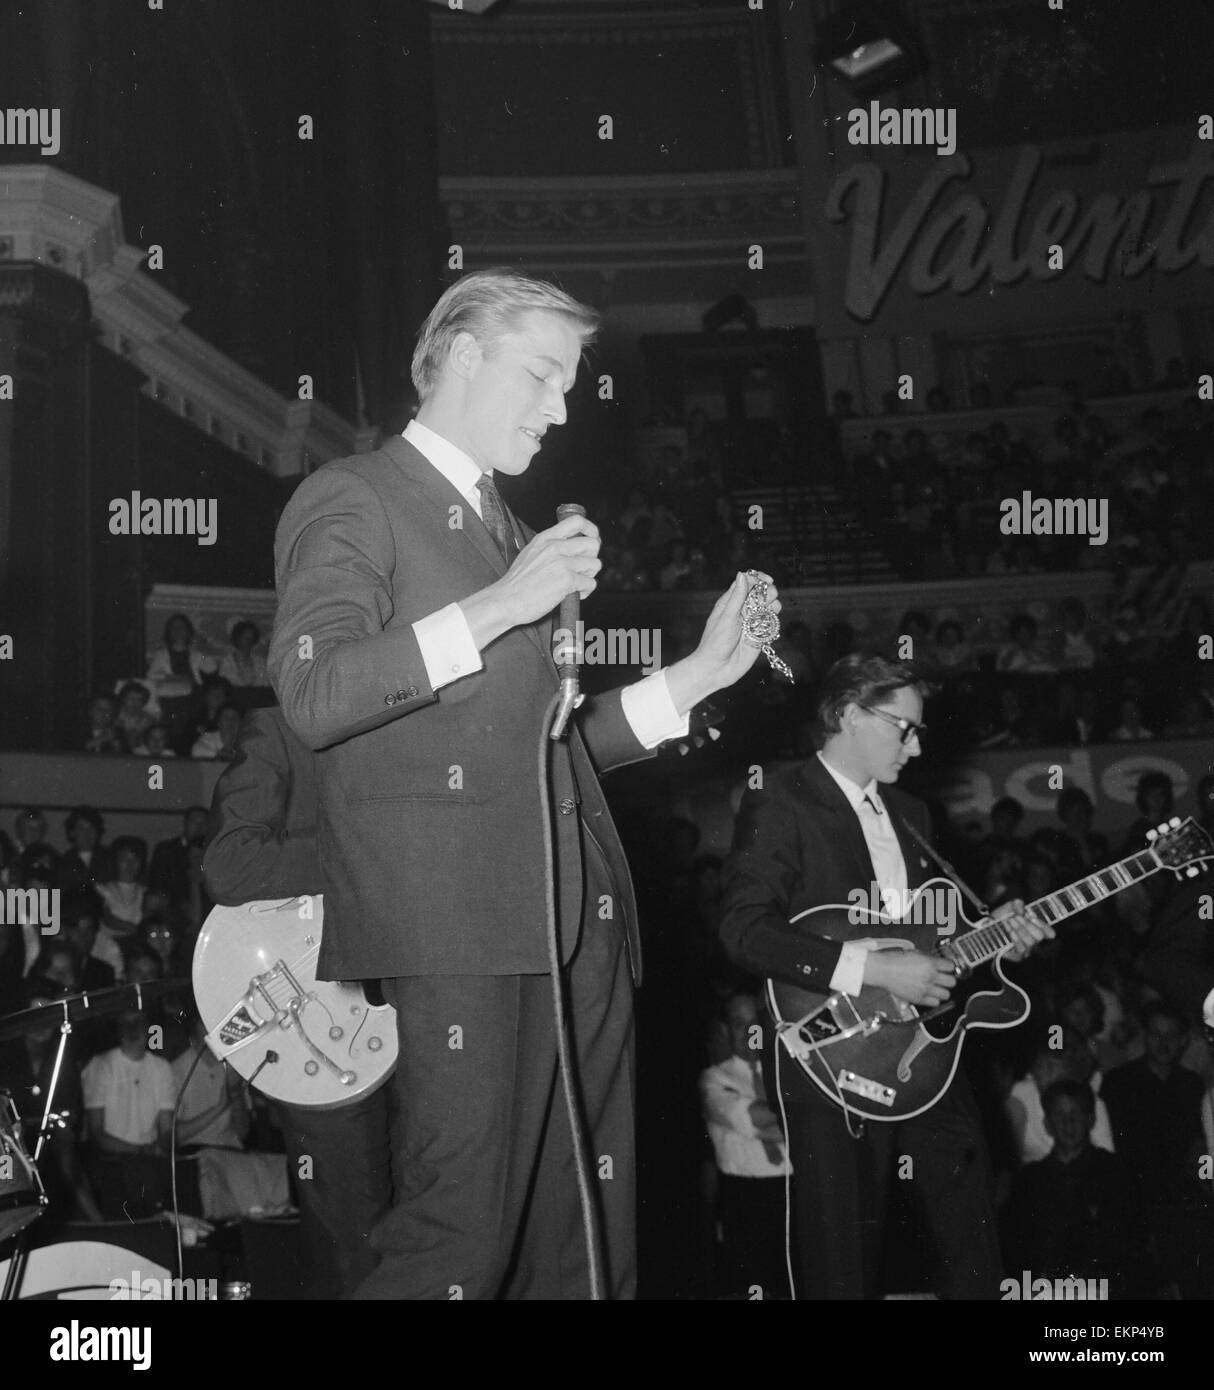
[202,706,393,1298]
[720,654,1052,1299]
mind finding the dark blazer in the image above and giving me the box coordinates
[1141,869,1214,1023]
[267,435,654,982]
[203,708,325,906]
[720,754,935,990]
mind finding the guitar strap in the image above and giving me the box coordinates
[887,807,990,920]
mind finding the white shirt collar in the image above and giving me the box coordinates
[816,751,881,813]
[403,418,487,509]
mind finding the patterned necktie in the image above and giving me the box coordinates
[476,474,515,565]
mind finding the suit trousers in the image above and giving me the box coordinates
[276,1087,394,1299]
[351,861,636,1300]
[782,1064,1003,1300]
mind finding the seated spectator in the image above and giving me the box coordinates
[976,687,1042,748]
[619,488,652,537]
[1045,681,1104,746]
[83,693,126,755]
[1101,1002,1211,1295]
[929,619,974,674]
[219,618,271,689]
[114,680,154,751]
[980,796,1027,862]
[699,992,789,1299]
[148,807,210,922]
[997,614,1056,673]
[1108,696,1155,742]
[1051,598,1098,670]
[191,703,243,761]
[181,675,234,755]
[1162,693,1214,739]
[54,807,113,902]
[172,1011,291,1221]
[1056,788,1110,873]
[94,835,152,977]
[129,721,176,758]
[1005,1028,1115,1164]
[12,807,50,854]
[82,1007,176,1218]
[145,611,217,708]
[60,894,118,991]
[1004,1080,1141,1297]
[1119,771,1175,858]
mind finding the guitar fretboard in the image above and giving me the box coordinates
[943,846,1160,971]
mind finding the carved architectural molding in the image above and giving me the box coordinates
[0,165,371,476]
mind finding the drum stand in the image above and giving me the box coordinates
[1,1003,73,1301]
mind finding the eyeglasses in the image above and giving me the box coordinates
[860,705,926,745]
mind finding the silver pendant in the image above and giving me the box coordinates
[742,571,793,681]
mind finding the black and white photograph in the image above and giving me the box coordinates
[0,0,1212,1356]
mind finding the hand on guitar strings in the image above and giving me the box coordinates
[988,899,1054,961]
[864,949,957,1008]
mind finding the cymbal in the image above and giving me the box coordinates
[0,979,189,1042]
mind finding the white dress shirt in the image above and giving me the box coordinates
[700,1054,791,1177]
[816,752,911,996]
[403,419,688,749]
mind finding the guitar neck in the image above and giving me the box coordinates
[943,846,1161,970]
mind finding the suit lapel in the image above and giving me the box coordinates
[381,436,555,671]
[801,757,878,891]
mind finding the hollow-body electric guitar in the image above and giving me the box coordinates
[766,816,1212,1122]
[193,896,397,1109]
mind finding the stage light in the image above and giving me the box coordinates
[814,2,923,95]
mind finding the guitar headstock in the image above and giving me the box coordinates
[1146,816,1214,877]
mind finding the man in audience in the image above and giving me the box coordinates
[147,806,210,922]
[700,991,790,1299]
[1005,1080,1141,1297]
[82,1006,177,1217]
[54,807,113,901]
[1101,1002,1211,1295]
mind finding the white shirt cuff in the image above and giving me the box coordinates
[830,941,871,995]
[1203,987,1214,1029]
[620,669,690,750]
[414,604,484,690]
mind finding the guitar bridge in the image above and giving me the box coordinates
[836,1070,896,1107]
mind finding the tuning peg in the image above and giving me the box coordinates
[1187,866,1200,877]
[1171,816,1181,827]
[1147,828,1158,841]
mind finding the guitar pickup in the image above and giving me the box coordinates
[837,1070,896,1107]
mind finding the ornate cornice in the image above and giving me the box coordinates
[0,166,369,475]
[441,171,806,275]
[0,261,90,330]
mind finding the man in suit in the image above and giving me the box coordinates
[202,707,392,1299]
[720,654,1051,1299]
[1141,774,1214,1037]
[148,806,210,919]
[267,267,773,1299]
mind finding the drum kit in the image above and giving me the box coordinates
[0,976,184,1300]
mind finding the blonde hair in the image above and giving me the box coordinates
[410,267,599,401]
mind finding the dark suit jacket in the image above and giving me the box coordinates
[268,435,654,982]
[720,755,935,990]
[203,708,326,906]
[54,847,115,901]
[1141,869,1214,1023]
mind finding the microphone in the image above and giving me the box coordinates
[550,502,586,740]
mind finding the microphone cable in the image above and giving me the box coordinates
[538,688,606,1300]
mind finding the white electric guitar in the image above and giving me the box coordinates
[192,896,397,1109]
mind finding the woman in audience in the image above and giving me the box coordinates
[219,619,270,690]
[114,680,155,751]
[145,612,218,748]
[94,835,151,979]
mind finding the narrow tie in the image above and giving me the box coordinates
[476,474,515,565]
[864,793,884,817]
